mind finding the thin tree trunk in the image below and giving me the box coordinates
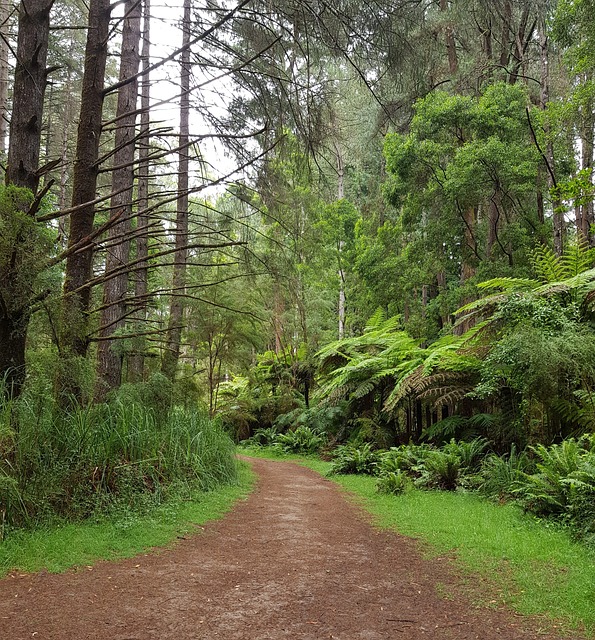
[440,0,458,75]
[95,0,142,401]
[1,0,54,398]
[128,0,151,383]
[61,0,111,395]
[538,16,564,255]
[161,0,191,381]
[273,279,284,354]
[0,0,10,156]
[581,101,594,246]
[336,139,346,339]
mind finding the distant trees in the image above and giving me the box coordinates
[0,0,593,436]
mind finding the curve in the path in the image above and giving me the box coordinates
[0,457,579,640]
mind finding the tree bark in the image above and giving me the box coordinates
[128,0,152,383]
[60,0,111,401]
[1,0,54,398]
[95,0,142,401]
[439,0,458,76]
[161,0,191,381]
[0,0,10,156]
[6,0,54,192]
[335,139,346,339]
[537,15,564,255]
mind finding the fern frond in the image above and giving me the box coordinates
[531,244,566,283]
[476,277,540,291]
[560,238,595,277]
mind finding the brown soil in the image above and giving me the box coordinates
[0,457,585,640]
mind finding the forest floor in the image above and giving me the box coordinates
[0,457,586,640]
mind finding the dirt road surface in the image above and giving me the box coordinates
[0,457,582,639]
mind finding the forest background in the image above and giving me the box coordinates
[1,0,595,539]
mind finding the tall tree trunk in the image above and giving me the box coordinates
[439,0,458,75]
[335,139,346,340]
[581,95,595,246]
[95,0,142,401]
[128,0,151,383]
[0,0,10,156]
[60,0,111,402]
[161,0,191,381]
[1,0,54,398]
[6,0,54,191]
[538,16,564,255]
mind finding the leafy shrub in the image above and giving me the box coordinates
[378,443,433,476]
[274,404,346,437]
[443,437,489,472]
[513,439,589,517]
[420,450,461,490]
[376,470,409,495]
[479,444,533,499]
[329,442,380,475]
[274,426,324,454]
[247,426,279,446]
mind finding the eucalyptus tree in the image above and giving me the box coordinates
[382,83,544,335]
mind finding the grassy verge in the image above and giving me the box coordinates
[244,448,595,636]
[0,460,254,577]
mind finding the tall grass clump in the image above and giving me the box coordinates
[0,389,237,534]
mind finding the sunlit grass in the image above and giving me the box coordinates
[0,461,254,577]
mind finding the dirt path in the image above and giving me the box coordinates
[0,457,581,640]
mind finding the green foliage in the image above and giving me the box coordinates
[247,426,279,446]
[0,394,238,531]
[0,186,56,312]
[328,442,380,475]
[479,445,533,500]
[376,470,409,495]
[442,437,489,471]
[274,426,324,455]
[421,450,461,490]
[513,439,595,530]
[378,443,433,476]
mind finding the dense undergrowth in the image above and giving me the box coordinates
[0,386,238,537]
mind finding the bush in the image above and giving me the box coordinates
[376,470,409,495]
[442,437,489,472]
[479,444,533,500]
[247,426,279,446]
[420,450,461,490]
[274,426,324,455]
[377,443,433,476]
[329,442,380,475]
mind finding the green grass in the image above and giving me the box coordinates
[245,448,595,636]
[0,460,254,577]
[337,475,595,636]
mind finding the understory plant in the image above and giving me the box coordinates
[273,425,325,454]
[329,442,380,475]
[0,391,238,532]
